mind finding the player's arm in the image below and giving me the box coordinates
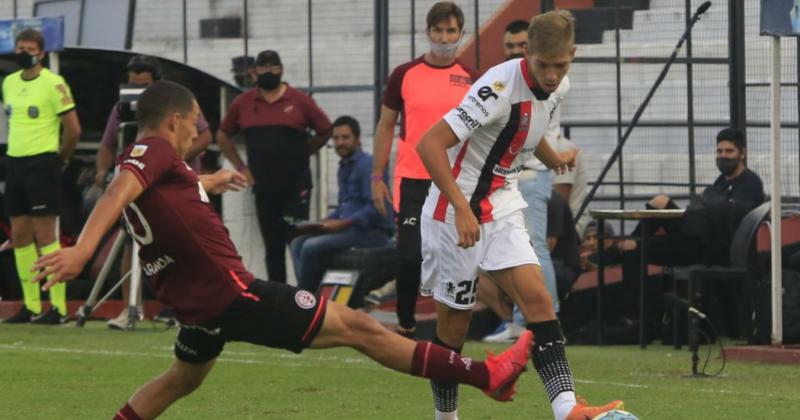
[216,129,253,185]
[33,170,145,289]
[199,169,248,194]
[534,138,576,175]
[58,109,81,163]
[416,120,479,248]
[371,105,399,215]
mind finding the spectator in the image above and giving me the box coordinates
[290,116,393,291]
[217,49,332,284]
[548,193,582,302]
[370,1,478,340]
[579,221,620,273]
[95,55,212,329]
[2,28,81,324]
[553,134,590,235]
[620,128,765,334]
[502,19,529,60]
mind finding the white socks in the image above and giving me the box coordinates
[435,409,459,420]
[552,391,578,420]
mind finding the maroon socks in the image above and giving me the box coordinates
[410,341,489,389]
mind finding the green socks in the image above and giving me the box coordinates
[40,241,67,316]
[14,243,41,315]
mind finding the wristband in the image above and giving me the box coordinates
[371,175,384,182]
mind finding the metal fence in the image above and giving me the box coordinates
[5,0,796,220]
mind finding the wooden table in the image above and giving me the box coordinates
[589,209,686,348]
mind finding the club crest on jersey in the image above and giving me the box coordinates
[520,111,531,130]
[492,80,505,92]
[295,290,317,309]
[131,144,148,157]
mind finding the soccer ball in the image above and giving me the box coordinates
[591,409,640,420]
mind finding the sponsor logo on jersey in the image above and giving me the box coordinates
[454,106,481,130]
[283,105,294,114]
[492,164,524,176]
[295,290,317,309]
[450,74,471,88]
[467,95,489,117]
[131,144,148,157]
[143,254,176,276]
[477,86,498,102]
[56,84,73,106]
[520,111,531,131]
[123,158,145,170]
[402,217,418,226]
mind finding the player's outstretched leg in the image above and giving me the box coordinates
[491,264,622,420]
[310,301,532,401]
[113,359,216,420]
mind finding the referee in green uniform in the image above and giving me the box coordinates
[2,28,81,324]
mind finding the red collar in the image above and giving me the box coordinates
[519,58,551,101]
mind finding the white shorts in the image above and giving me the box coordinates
[420,211,539,310]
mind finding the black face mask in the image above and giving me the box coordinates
[257,72,282,90]
[15,52,39,69]
[716,157,741,176]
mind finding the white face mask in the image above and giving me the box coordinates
[429,33,463,59]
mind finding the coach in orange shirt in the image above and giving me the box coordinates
[370,2,477,418]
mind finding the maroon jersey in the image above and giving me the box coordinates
[117,137,255,324]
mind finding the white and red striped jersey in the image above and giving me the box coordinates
[422,58,570,224]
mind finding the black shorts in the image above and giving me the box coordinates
[5,153,62,217]
[174,279,328,364]
[395,178,431,261]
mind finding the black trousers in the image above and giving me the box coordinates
[255,191,293,284]
[395,178,431,330]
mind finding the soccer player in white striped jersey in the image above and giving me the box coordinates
[416,10,623,420]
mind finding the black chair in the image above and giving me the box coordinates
[669,202,771,347]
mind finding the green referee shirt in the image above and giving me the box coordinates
[2,68,75,157]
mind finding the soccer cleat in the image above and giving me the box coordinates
[482,330,533,402]
[30,308,69,325]
[362,280,397,307]
[2,306,35,324]
[566,397,624,420]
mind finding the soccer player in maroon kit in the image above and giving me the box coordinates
[33,81,532,420]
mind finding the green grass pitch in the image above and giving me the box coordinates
[1,322,798,419]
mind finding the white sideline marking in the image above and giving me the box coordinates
[2,344,797,401]
[0,343,380,371]
[575,379,649,389]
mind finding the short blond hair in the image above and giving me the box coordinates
[527,10,575,55]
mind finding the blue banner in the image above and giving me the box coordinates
[761,0,800,37]
[0,16,65,53]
